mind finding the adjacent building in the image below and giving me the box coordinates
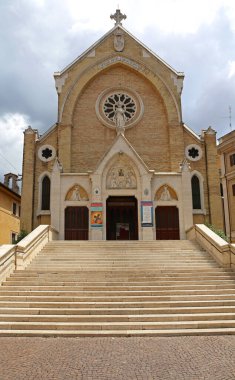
[0,173,21,244]
[218,130,235,243]
[20,10,223,240]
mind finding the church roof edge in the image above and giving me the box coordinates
[55,24,184,78]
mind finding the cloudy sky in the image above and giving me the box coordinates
[0,0,235,183]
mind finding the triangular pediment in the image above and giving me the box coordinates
[55,24,183,78]
[93,133,150,176]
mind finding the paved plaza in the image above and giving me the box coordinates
[0,336,235,379]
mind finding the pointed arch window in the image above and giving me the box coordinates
[41,176,50,210]
[191,175,201,209]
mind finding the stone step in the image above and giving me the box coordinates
[4,279,235,286]
[2,284,235,291]
[1,312,235,323]
[1,288,235,296]
[31,256,214,265]
[1,239,234,337]
[2,305,235,315]
[1,320,235,331]
[1,299,235,308]
[1,293,235,302]
[12,268,230,275]
[1,327,235,337]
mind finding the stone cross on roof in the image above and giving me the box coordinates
[110,8,127,26]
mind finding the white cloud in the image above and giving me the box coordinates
[228,60,235,78]
[61,0,235,35]
[0,113,28,182]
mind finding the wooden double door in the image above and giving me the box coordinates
[65,206,88,240]
[106,196,138,240]
[155,206,180,240]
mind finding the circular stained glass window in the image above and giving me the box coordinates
[95,88,144,130]
[103,93,136,123]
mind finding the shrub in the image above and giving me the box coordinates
[205,222,229,242]
[15,230,28,243]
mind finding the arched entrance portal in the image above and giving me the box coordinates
[65,206,89,240]
[155,206,180,240]
[106,196,138,240]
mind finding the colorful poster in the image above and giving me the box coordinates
[91,203,103,227]
[141,201,153,227]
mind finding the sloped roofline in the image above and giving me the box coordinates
[38,123,58,143]
[56,24,184,78]
[183,123,201,142]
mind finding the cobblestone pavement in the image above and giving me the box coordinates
[0,336,235,380]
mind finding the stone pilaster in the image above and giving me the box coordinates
[51,158,62,234]
[58,124,72,172]
[20,126,38,232]
[204,127,223,229]
[180,159,193,234]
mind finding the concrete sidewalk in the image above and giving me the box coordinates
[0,336,235,380]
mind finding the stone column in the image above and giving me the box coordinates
[20,126,38,233]
[220,154,230,238]
[204,127,223,229]
[181,159,193,237]
[51,158,62,237]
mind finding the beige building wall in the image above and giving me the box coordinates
[218,130,235,242]
[0,184,21,244]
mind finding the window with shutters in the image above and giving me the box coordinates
[230,153,235,166]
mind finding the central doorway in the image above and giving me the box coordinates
[106,196,138,240]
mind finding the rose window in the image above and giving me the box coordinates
[103,93,136,123]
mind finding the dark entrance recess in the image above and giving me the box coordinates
[65,206,88,240]
[155,206,180,240]
[106,196,138,240]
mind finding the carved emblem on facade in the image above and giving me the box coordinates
[65,184,89,201]
[114,29,125,52]
[106,159,137,189]
[155,185,178,201]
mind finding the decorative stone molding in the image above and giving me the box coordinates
[96,87,144,130]
[171,73,184,94]
[180,158,191,172]
[106,157,137,189]
[54,73,68,94]
[38,145,56,162]
[87,49,96,58]
[65,184,89,201]
[185,144,202,161]
[142,49,151,58]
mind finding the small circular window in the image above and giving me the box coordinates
[38,145,56,162]
[96,88,144,130]
[185,144,202,161]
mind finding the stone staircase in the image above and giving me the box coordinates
[0,240,235,336]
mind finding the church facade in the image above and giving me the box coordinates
[20,10,223,240]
